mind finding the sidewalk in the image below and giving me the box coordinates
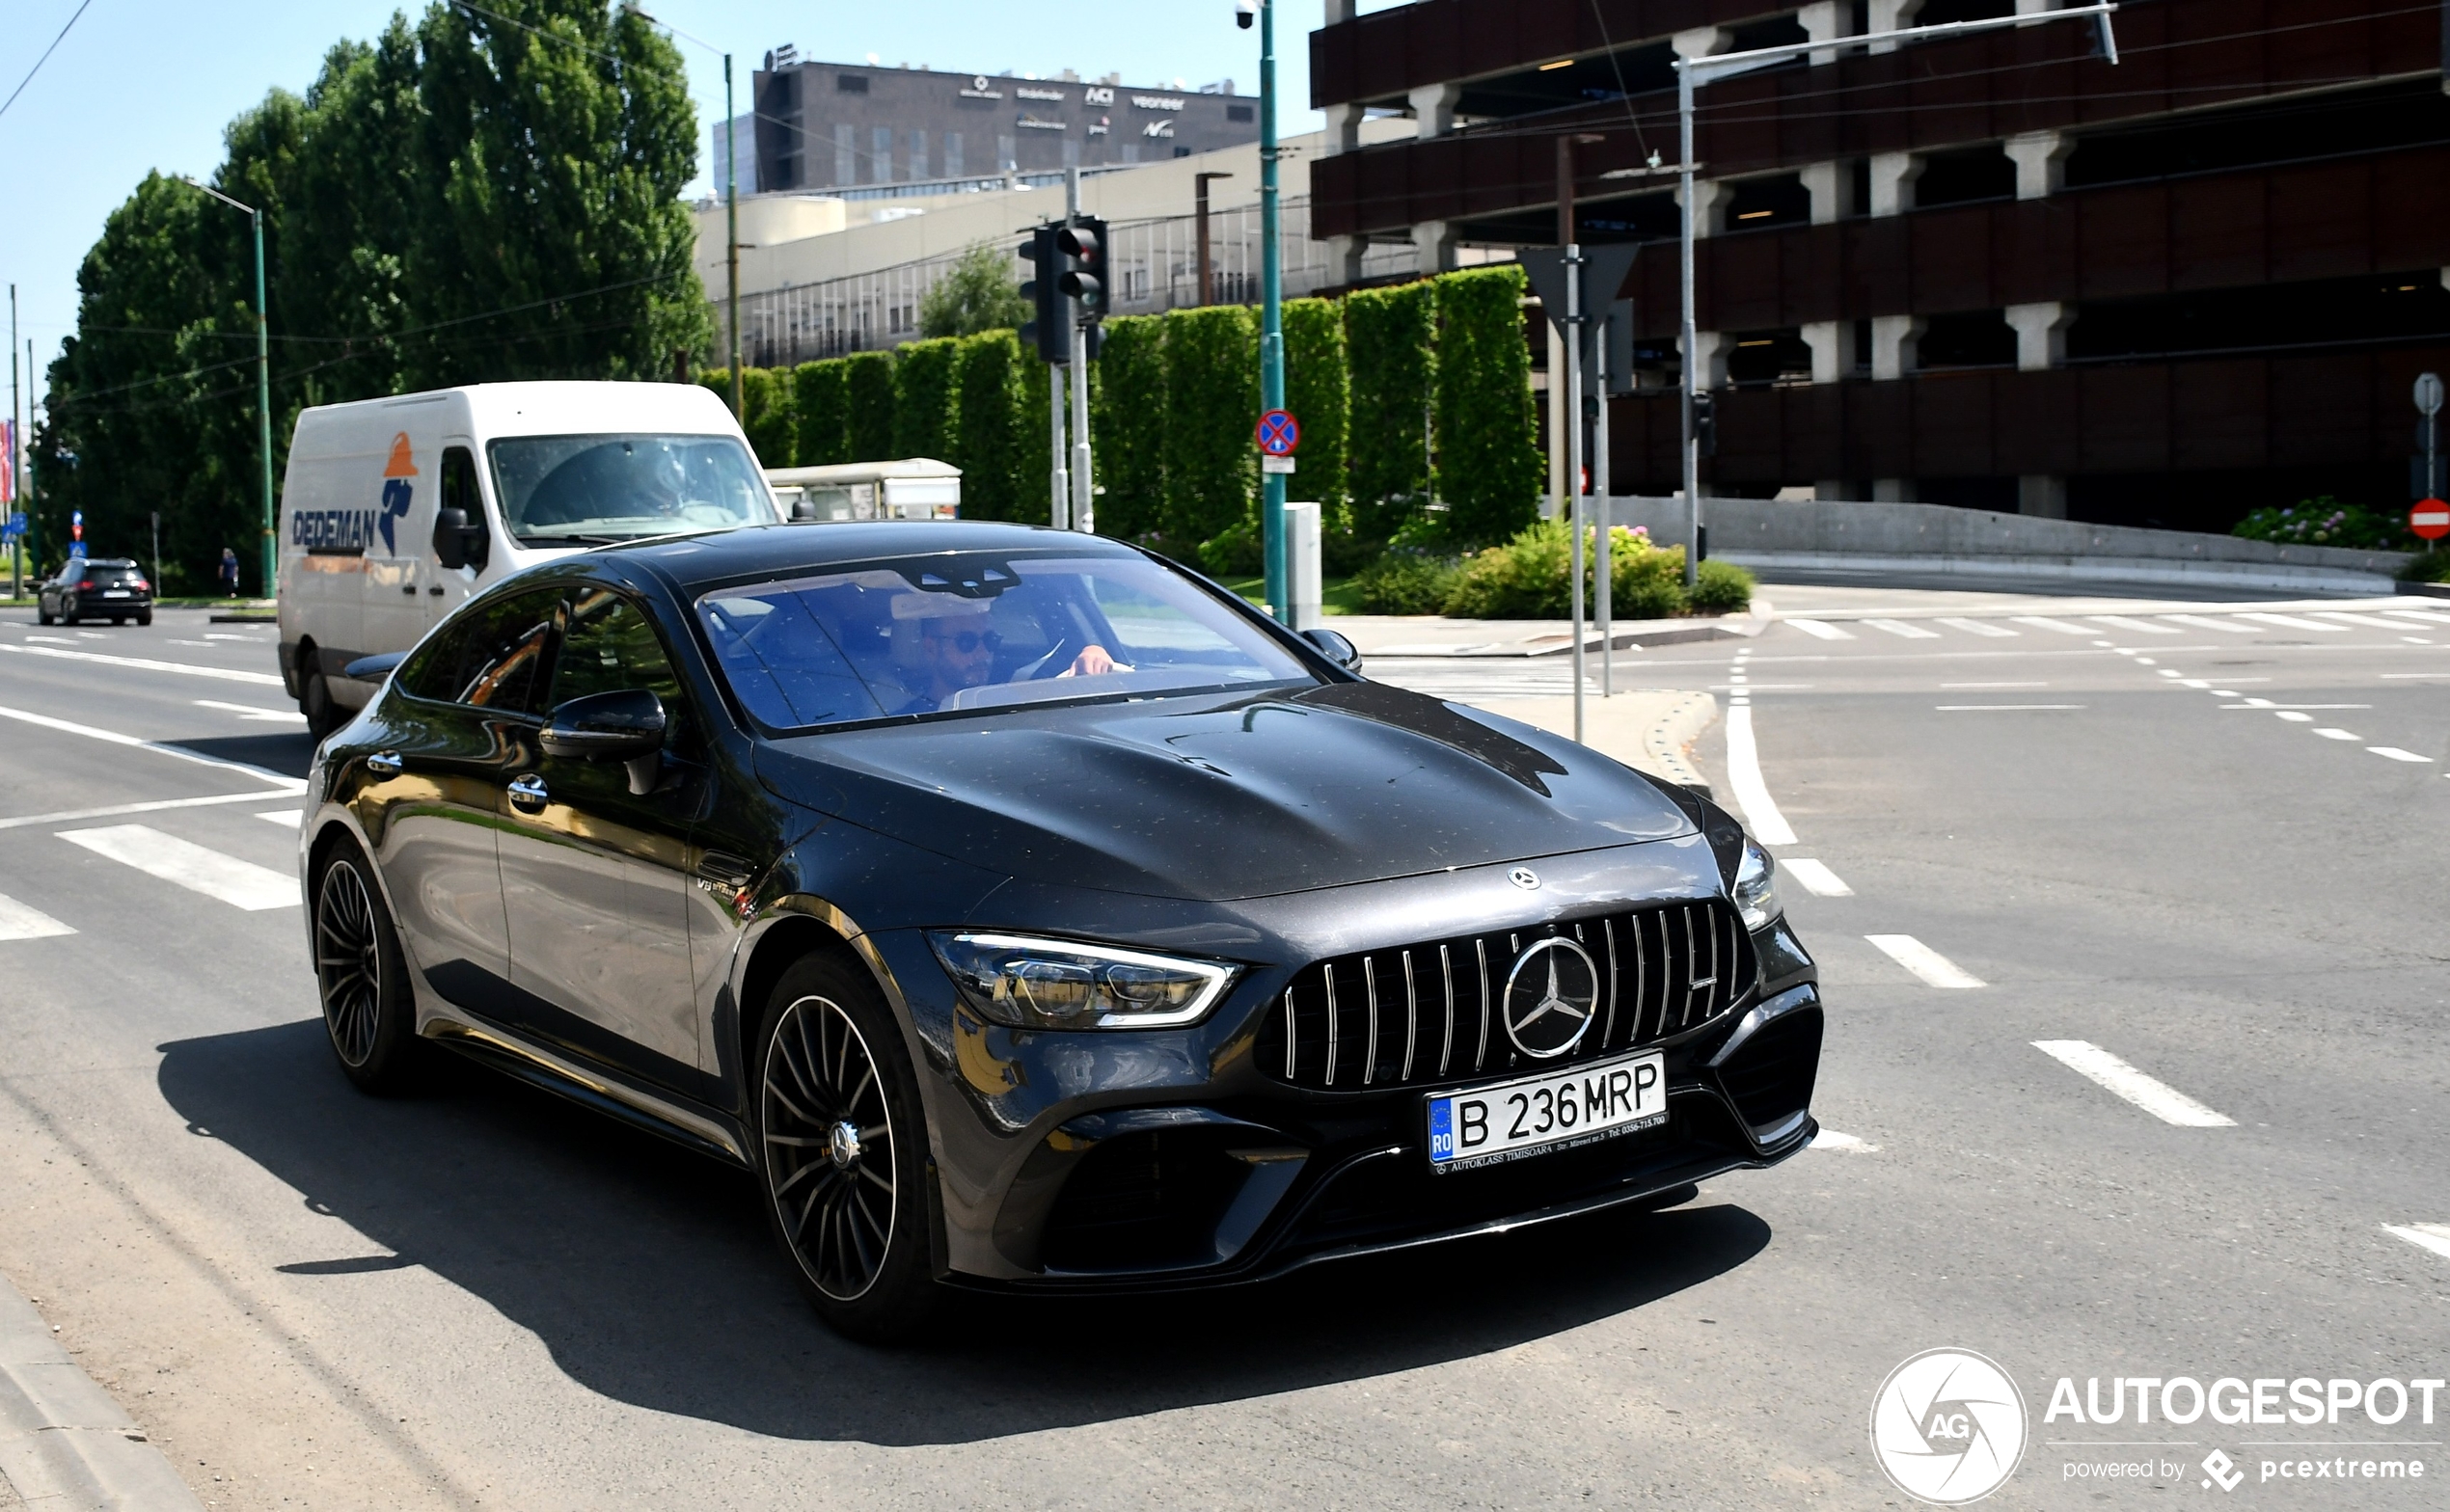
[1470,687,1719,793]
[1337,607,1768,658]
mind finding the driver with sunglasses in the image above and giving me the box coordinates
[897,596,1125,714]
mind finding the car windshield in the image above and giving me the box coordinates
[696,553,1317,730]
[489,434,773,544]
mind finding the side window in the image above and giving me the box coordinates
[397,588,559,713]
[549,589,691,745]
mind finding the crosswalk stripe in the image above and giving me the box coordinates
[0,893,76,941]
[2158,613,2259,634]
[1934,617,2017,637]
[2237,611,2348,633]
[2380,609,2450,627]
[2031,1040,2236,1127]
[1865,934,1984,988]
[1782,858,1852,897]
[2384,1224,2450,1261]
[57,824,300,911]
[1863,618,1941,639]
[2312,610,2418,630]
[2086,614,2182,635]
[254,809,306,825]
[2367,747,2435,763]
[2010,615,2093,635]
[1785,618,1854,640]
[0,705,303,792]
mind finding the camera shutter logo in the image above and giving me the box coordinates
[1500,936,1599,1059]
[1869,1349,2028,1505]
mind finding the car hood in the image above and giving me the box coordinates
[754,681,1697,902]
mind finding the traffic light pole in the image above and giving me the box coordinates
[1049,355,1070,529]
[1257,0,1288,621]
[726,53,743,418]
[1066,169,1094,534]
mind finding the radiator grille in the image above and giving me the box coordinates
[1254,902,1756,1093]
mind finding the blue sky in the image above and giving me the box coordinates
[0,0,1330,413]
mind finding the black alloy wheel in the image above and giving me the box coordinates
[756,953,938,1341]
[312,843,422,1093]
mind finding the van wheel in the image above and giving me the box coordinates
[301,671,344,741]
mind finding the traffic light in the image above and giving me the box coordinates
[1691,391,1718,457]
[1017,224,1067,364]
[1056,217,1108,326]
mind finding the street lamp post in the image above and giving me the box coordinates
[1672,3,2120,587]
[182,177,275,597]
[1247,0,1289,621]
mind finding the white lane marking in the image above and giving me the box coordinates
[2155,668,2183,678]
[1723,703,1798,847]
[1934,704,2085,712]
[2379,671,2450,679]
[201,633,259,641]
[2222,702,2367,710]
[0,791,311,833]
[2088,614,2181,635]
[23,634,74,644]
[1810,1130,1879,1152]
[1785,618,1854,640]
[2312,728,2361,741]
[57,824,300,911]
[194,698,306,723]
[1865,934,1984,988]
[0,642,286,686]
[0,705,303,792]
[2178,679,2210,688]
[254,809,305,826]
[1934,617,2017,637]
[2403,635,2434,644]
[2237,611,2348,633]
[2314,610,2420,630]
[2275,711,2314,722]
[1782,858,1852,897]
[1864,618,1942,639]
[0,893,77,942]
[2384,1224,2450,1261]
[1942,681,2047,689]
[2011,615,2094,634]
[2132,657,2157,664]
[2030,1040,2236,1127]
[2368,747,2436,763]
[166,639,213,647]
[2378,609,2450,627]
[2159,614,2259,634]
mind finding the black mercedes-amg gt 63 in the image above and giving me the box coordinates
[300,522,1821,1339]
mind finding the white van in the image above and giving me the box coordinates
[277,381,777,734]
[765,458,960,522]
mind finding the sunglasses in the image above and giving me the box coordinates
[928,629,1002,654]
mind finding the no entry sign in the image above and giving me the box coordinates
[2412,499,2450,541]
[1255,409,1300,456]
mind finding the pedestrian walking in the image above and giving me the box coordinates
[220,547,240,597]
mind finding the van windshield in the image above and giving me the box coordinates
[488,434,773,544]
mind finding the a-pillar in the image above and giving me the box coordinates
[2004,301,2072,370]
[2019,475,2069,517]
[1411,220,1456,276]
[1867,0,1923,53]
[1870,314,1922,381]
[1407,82,1462,140]
[1868,151,1922,217]
[1800,320,1846,384]
[1800,160,1858,223]
[2005,130,2071,200]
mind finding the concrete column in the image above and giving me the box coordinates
[1323,0,1357,21]
[1867,0,1923,53]
[2004,301,2073,370]
[2005,130,2072,200]
[1411,220,1456,275]
[1873,477,1916,502]
[2014,0,2062,15]
[1870,314,1923,381]
[1801,160,1857,224]
[1673,27,1730,61]
[1408,82,1463,140]
[1681,178,1733,240]
[1325,234,1367,287]
[1867,151,1922,217]
[1688,330,1731,389]
[1798,1,1845,66]
[1813,480,1851,500]
[1800,320,1846,384]
[1323,102,1364,156]
[2019,474,2069,517]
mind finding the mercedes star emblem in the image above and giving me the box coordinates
[1508,867,1540,890]
[1500,936,1600,1059]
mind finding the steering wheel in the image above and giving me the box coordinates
[1015,629,1087,682]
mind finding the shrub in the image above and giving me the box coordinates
[1688,557,1756,614]
[1353,549,1463,614]
[2231,497,2412,551]
[1282,296,1349,515]
[792,359,851,466]
[737,365,796,467]
[1430,264,1541,548]
[948,331,1030,521]
[844,351,896,461]
[1345,280,1436,544]
[890,338,961,461]
[1198,516,1263,578]
[1161,305,1259,549]
[2398,550,2450,583]
[1436,520,1721,619]
[1089,313,1166,540]
[1443,518,1575,618]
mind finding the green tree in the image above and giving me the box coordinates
[844,351,896,460]
[1345,280,1437,545]
[1431,265,1541,547]
[919,241,1031,338]
[890,338,961,460]
[1160,305,1259,554]
[1088,314,1165,540]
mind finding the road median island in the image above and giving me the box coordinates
[1465,688,1718,794]
[0,1273,206,1511]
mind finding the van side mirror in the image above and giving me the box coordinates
[1302,627,1363,672]
[432,507,489,572]
[541,688,667,795]
[791,496,820,522]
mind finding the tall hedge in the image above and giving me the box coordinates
[1281,296,1349,517]
[1089,314,1166,540]
[698,367,795,466]
[891,338,961,461]
[949,331,1033,522]
[1431,265,1542,547]
[793,359,850,466]
[1161,304,1259,552]
[844,350,897,461]
[1345,280,1437,544]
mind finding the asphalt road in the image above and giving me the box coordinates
[0,590,2443,1510]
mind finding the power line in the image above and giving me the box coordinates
[0,0,99,122]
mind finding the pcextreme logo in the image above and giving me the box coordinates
[287,430,416,554]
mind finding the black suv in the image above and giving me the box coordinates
[39,558,153,626]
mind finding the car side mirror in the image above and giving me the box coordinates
[541,688,667,795]
[1302,627,1362,673]
[431,507,489,572]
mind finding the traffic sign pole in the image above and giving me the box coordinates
[1256,0,1288,622]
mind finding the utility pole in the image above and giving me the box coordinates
[1066,168,1094,534]
[726,52,743,416]
[9,284,18,600]
[182,176,274,596]
[1559,133,1599,743]
[1194,172,1233,306]
[1254,0,1288,621]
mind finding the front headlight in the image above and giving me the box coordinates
[927,932,1240,1030]
[1732,839,1782,932]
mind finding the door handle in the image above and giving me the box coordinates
[402,583,418,595]
[367,751,403,775]
[506,773,549,812]
[427,585,446,596]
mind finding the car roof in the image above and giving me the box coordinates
[597,521,1149,596]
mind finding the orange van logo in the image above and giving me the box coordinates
[377,432,417,553]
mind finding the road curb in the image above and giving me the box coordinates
[0,1277,204,1511]
[1640,690,1718,796]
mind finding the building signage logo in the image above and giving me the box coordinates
[1142,120,1175,139]
[290,430,415,555]
[1083,86,1114,105]
[959,76,1002,99]
[1015,86,1065,101]
[1017,115,1067,131]
[1131,94,1184,111]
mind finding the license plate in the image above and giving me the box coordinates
[101,590,129,598]
[1426,1048,1667,1172]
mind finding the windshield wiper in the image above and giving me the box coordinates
[513,532,630,546]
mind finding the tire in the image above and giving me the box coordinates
[36,604,51,625]
[135,611,151,627]
[754,952,939,1342]
[59,606,75,626]
[311,841,424,1094]
[111,616,126,626]
[301,671,344,742]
